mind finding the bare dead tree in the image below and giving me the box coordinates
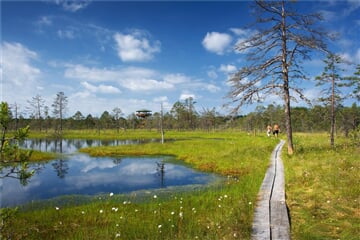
[27,94,45,131]
[227,0,332,154]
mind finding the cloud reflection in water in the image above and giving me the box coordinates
[1,155,217,207]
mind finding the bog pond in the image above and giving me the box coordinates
[1,139,220,207]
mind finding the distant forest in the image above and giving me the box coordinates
[6,99,360,137]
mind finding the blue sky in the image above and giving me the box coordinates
[1,1,359,118]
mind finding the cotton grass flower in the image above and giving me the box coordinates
[109,192,114,197]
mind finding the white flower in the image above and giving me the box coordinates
[115,233,121,238]
[158,224,162,228]
[55,207,60,211]
[153,195,157,199]
[171,211,175,215]
[99,209,103,213]
[110,192,114,197]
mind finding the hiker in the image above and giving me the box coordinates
[266,125,272,137]
[273,124,280,138]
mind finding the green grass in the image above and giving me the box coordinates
[1,131,277,239]
[6,130,358,239]
[283,133,360,240]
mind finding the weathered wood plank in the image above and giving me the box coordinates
[251,140,290,240]
[270,141,291,239]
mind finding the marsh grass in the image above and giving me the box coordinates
[283,133,360,240]
[1,131,277,239]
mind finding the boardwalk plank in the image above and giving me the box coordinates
[251,140,290,240]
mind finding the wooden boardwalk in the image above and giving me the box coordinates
[251,140,291,240]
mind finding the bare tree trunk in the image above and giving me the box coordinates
[281,1,294,154]
[284,89,294,154]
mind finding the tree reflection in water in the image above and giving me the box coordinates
[156,161,165,188]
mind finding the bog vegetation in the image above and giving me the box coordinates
[2,0,360,238]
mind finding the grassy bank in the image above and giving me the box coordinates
[283,133,359,240]
[2,131,277,239]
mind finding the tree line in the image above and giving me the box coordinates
[4,95,360,138]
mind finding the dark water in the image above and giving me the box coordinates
[0,139,219,207]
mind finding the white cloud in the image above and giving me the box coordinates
[230,28,250,36]
[202,32,232,55]
[81,81,121,94]
[64,64,173,91]
[153,96,168,103]
[205,84,221,93]
[113,31,161,62]
[122,78,173,91]
[163,73,190,84]
[219,64,237,74]
[1,42,41,86]
[180,92,196,100]
[64,64,119,82]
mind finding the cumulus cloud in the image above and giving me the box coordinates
[202,32,232,55]
[113,31,161,62]
[64,64,173,91]
[1,42,41,86]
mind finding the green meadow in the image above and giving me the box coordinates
[283,133,359,240]
[1,130,359,239]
